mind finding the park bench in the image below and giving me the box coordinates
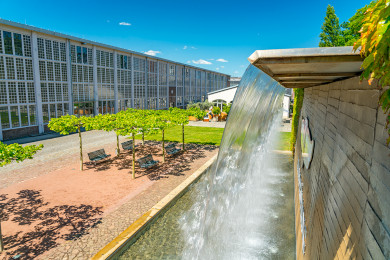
[88,149,111,164]
[165,143,181,156]
[137,154,159,169]
[121,140,138,151]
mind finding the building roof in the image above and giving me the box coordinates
[207,85,238,95]
[248,47,364,88]
[0,19,230,77]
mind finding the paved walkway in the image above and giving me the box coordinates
[0,131,218,259]
[188,120,226,128]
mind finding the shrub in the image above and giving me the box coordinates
[223,103,232,114]
[212,107,221,115]
[187,107,207,120]
[290,88,304,153]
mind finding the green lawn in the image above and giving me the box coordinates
[138,125,225,146]
[275,132,291,151]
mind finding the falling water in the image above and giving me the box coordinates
[180,65,286,259]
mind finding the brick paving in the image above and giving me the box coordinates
[0,130,218,260]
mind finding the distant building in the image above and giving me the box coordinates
[229,77,241,86]
[0,19,230,140]
[208,85,238,110]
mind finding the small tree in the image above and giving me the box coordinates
[153,110,172,162]
[170,108,189,151]
[187,107,207,120]
[48,115,93,171]
[319,5,344,47]
[92,113,123,155]
[116,110,140,179]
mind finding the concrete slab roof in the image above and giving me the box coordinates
[248,47,364,88]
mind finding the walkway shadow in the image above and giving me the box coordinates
[0,190,103,259]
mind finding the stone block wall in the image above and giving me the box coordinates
[295,76,390,259]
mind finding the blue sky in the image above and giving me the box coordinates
[1,0,372,77]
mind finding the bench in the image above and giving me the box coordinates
[88,149,111,163]
[137,154,159,169]
[121,140,138,151]
[165,143,181,156]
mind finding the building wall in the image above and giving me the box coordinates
[0,21,230,140]
[295,76,390,259]
[208,87,237,104]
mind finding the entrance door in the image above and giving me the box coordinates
[169,87,176,108]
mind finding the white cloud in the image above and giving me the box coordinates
[216,58,228,62]
[234,70,239,74]
[220,66,224,68]
[240,65,245,68]
[192,59,212,65]
[216,68,220,70]
[191,46,197,49]
[187,60,191,64]
[208,58,214,60]
[144,50,161,56]
[183,45,188,50]
[119,22,131,26]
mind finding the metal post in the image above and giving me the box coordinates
[31,32,44,134]
[113,51,118,113]
[92,46,98,115]
[157,61,160,110]
[66,39,73,115]
[131,55,134,108]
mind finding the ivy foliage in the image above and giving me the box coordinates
[0,142,43,167]
[290,88,304,153]
[354,0,390,144]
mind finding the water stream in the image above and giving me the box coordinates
[119,65,293,259]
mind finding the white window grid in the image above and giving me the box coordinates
[158,62,168,109]
[0,29,36,130]
[38,37,70,123]
[147,60,157,109]
[133,57,146,109]
[117,54,132,111]
[201,71,206,101]
[71,44,93,103]
[169,64,175,87]
[195,70,201,100]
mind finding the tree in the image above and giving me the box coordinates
[48,115,94,171]
[92,113,123,156]
[0,140,43,252]
[341,1,377,46]
[169,108,189,151]
[152,110,172,163]
[319,5,344,47]
[116,110,141,179]
[354,0,390,144]
[0,142,43,167]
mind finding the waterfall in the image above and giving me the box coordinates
[181,65,286,259]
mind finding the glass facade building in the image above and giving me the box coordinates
[0,20,230,140]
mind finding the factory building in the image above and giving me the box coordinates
[0,19,230,140]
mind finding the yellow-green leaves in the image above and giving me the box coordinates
[354,0,390,144]
[0,142,43,167]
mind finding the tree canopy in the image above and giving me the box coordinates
[0,142,43,167]
[319,5,344,47]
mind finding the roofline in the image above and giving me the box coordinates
[0,19,230,77]
[248,46,361,64]
[208,85,238,95]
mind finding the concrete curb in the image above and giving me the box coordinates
[91,154,218,260]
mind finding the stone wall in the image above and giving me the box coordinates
[295,76,390,259]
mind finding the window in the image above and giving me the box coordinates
[13,33,23,56]
[77,46,82,63]
[3,31,12,55]
[82,47,88,64]
[169,65,175,76]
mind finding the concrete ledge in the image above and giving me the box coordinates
[91,154,218,260]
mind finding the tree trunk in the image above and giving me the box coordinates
[162,129,165,163]
[79,126,83,171]
[142,132,145,146]
[132,133,136,179]
[182,124,185,151]
[0,221,3,252]
[116,133,120,156]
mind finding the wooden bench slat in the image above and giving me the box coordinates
[137,154,158,168]
[88,149,110,163]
